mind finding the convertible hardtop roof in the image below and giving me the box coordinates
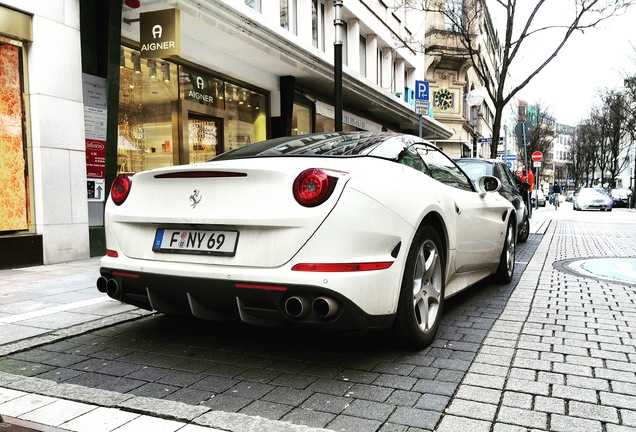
[213,131,433,161]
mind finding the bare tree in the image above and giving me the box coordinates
[568,122,589,188]
[412,0,633,158]
[524,102,556,160]
[595,89,633,187]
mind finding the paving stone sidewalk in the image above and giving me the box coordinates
[437,215,636,432]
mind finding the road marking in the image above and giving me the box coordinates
[0,297,112,324]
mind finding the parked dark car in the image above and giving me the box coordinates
[611,188,632,207]
[455,158,530,243]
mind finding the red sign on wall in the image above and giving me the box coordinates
[85,139,106,179]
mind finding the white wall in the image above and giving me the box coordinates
[4,0,89,263]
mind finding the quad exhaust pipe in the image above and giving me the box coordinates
[96,276,122,300]
[284,296,311,318]
[312,296,339,318]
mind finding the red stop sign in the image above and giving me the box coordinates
[531,151,543,162]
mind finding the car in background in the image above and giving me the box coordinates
[98,132,517,349]
[531,189,546,207]
[455,158,530,243]
[573,187,613,211]
[611,188,632,207]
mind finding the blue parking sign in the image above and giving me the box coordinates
[415,80,429,101]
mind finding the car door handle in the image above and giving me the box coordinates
[455,203,461,215]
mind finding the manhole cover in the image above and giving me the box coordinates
[554,257,636,285]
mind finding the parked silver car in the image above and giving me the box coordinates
[573,188,613,211]
[531,189,546,207]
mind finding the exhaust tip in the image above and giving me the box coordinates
[96,276,108,293]
[284,296,310,318]
[106,278,121,299]
[312,296,339,319]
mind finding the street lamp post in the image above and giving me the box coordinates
[466,89,484,158]
[333,0,343,132]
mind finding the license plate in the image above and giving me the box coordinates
[153,228,239,256]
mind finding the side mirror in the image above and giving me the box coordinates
[475,175,501,195]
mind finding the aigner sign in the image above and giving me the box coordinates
[139,9,180,59]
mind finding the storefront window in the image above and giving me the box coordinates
[118,46,179,173]
[180,67,267,154]
[221,82,267,151]
[117,45,268,174]
[292,100,312,135]
[0,39,30,233]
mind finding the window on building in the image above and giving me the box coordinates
[376,48,383,86]
[245,0,261,12]
[292,97,313,135]
[117,46,267,174]
[359,35,367,77]
[281,0,298,35]
[312,0,326,52]
[445,0,463,31]
[342,20,348,66]
[391,58,396,93]
[0,38,31,233]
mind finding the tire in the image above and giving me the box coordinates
[517,214,529,243]
[495,219,516,283]
[394,225,445,350]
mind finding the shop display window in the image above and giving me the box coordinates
[117,45,267,174]
[118,46,179,173]
[292,100,312,135]
[0,39,30,233]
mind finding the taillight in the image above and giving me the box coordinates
[293,168,338,207]
[292,262,393,272]
[111,174,133,205]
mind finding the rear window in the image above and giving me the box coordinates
[213,132,397,160]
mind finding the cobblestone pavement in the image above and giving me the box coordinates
[0,205,634,432]
[437,209,636,432]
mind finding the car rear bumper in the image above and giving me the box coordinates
[98,264,395,332]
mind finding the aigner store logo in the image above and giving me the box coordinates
[139,9,180,58]
[186,71,215,105]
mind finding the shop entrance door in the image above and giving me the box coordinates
[187,114,224,163]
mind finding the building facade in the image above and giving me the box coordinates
[423,0,500,159]
[0,0,453,269]
[0,2,89,269]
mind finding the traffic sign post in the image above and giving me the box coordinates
[415,80,429,101]
[415,100,429,115]
[530,151,542,206]
[415,81,429,139]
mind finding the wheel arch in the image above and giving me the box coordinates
[418,211,448,266]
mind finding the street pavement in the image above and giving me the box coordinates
[0,202,635,432]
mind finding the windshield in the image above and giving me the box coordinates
[454,160,493,181]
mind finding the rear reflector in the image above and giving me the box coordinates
[154,171,247,179]
[235,283,288,292]
[292,262,393,272]
[112,271,140,279]
[106,249,119,257]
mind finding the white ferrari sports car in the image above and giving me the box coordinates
[98,132,517,349]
